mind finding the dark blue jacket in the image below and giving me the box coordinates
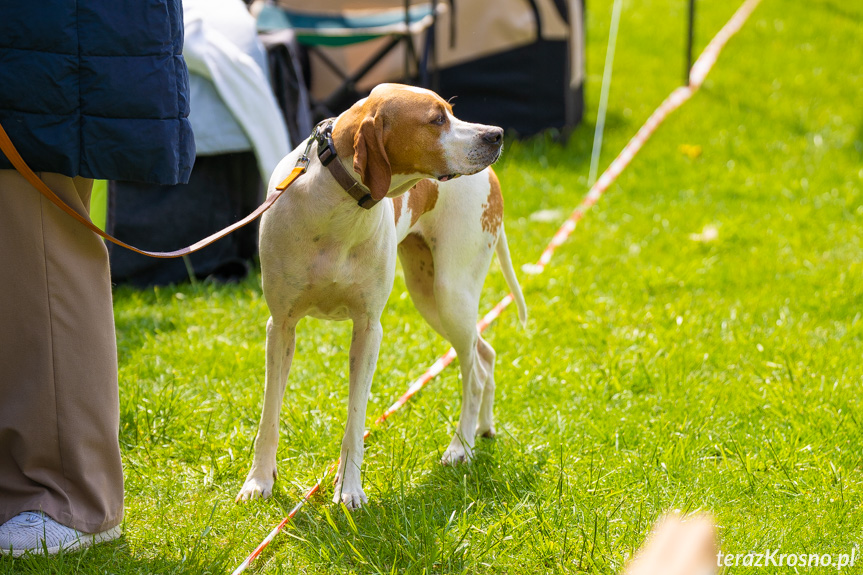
[0,0,195,185]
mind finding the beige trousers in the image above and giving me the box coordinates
[0,169,123,533]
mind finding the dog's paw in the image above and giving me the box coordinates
[477,424,496,439]
[235,477,274,502]
[333,487,368,510]
[441,438,473,465]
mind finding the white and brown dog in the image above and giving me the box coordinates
[236,84,527,508]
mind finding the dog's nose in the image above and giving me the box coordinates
[483,128,504,146]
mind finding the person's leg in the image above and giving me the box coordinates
[0,170,123,537]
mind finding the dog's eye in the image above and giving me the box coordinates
[430,113,446,126]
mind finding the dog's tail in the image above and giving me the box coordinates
[495,225,527,328]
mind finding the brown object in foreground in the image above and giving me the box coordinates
[623,515,718,575]
[0,170,124,534]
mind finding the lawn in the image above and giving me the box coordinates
[4,0,862,573]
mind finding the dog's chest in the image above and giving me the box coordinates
[292,241,389,320]
[307,243,358,286]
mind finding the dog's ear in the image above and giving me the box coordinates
[353,114,391,201]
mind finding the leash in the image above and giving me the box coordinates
[0,121,308,259]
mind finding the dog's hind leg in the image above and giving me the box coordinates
[236,316,296,502]
[475,335,497,438]
[399,232,495,464]
[436,283,489,465]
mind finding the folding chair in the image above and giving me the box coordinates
[256,0,439,119]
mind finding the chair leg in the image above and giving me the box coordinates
[404,35,420,82]
[419,19,437,89]
[320,36,403,115]
[309,46,350,82]
[431,7,440,91]
[404,0,411,80]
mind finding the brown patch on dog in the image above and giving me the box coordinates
[352,114,391,201]
[481,169,503,234]
[392,195,404,225]
[407,180,439,227]
[399,232,436,294]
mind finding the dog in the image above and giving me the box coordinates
[236,84,527,508]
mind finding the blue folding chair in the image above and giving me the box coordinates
[257,0,439,118]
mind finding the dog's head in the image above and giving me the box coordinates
[332,83,504,202]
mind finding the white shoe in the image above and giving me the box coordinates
[0,511,121,557]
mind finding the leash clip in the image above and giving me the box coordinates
[295,155,311,171]
[295,129,317,171]
[316,121,338,167]
[296,118,337,171]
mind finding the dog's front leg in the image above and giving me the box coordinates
[333,317,383,509]
[237,317,296,502]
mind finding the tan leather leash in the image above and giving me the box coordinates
[0,121,306,259]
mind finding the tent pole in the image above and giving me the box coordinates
[686,0,696,85]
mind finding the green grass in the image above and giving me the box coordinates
[4,0,862,572]
[91,180,107,231]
